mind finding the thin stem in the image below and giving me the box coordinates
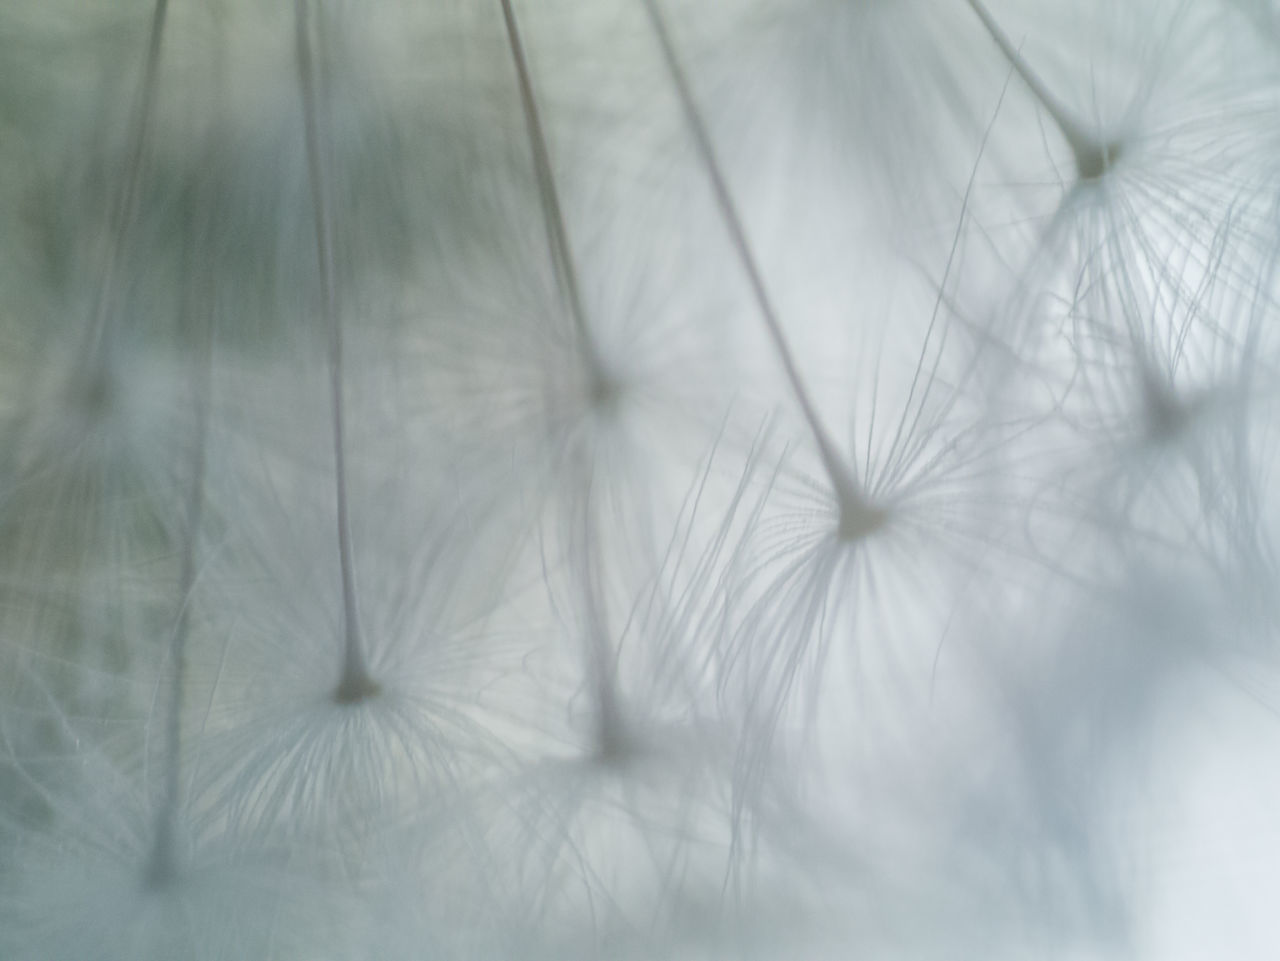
[576,474,626,763]
[294,0,376,703]
[501,1,633,755]
[145,212,215,888]
[145,350,210,888]
[498,0,607,386]
[964,0,1118,180]
[84,0,171,368]
[638,0,883,539]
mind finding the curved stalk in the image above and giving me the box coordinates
[964,0,1120,180]
[499,0,610,397]
[638,0,884,540]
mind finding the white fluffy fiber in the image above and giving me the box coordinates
[3,0,1280,958]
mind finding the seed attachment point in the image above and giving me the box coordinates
[334,667,382,706]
